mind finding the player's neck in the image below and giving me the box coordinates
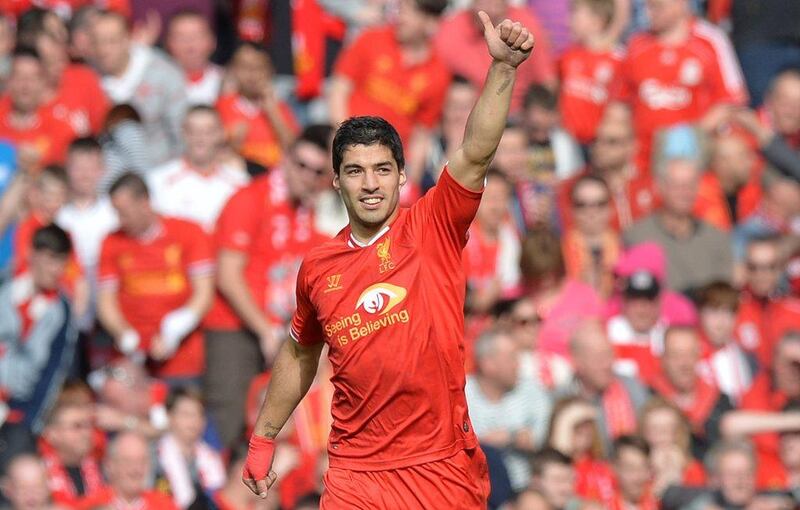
[349,208,399,246]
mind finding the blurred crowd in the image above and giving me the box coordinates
[0,0,798,509]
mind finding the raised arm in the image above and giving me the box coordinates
[448,11,535,191]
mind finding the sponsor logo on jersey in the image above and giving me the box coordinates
[377,237,395,273]
[324,282,410,347]
[324,274,343,293]
[355,283,406,315]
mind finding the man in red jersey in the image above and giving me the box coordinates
[242,12,535,508]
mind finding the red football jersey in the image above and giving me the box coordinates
[98,217,213,377]
[616,19,747,167]
[0,98,77,166]
[47,64,109,136]
[206,170,327,330]
[290,167,481,470]
[559,45,625,145]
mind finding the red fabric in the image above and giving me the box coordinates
[602,379,638,439]
[614,18,748,172]
[735,292,781,367]
[47,65,109,136]
[76,488,178,510]
[291,0,345,99]
[693,171,761,231]
[755,451,788,491]
[242,435,275,485]
[649,372,720,434]
[606,489,659,510]
[559,45,625,144]
[462,224,501,294]
[215,94,298,169]
[97,218,213,377]
[39,438,106,508]
[683,460,707,486]
[0,98,77,167]
[613,343,660,384]
[334,26,451,145]
[558,168,659,232]
[751,297,800,367]
[575,456,615,503]
[290,167,481,471]
[206,170,327,330]
[320,448,489,509]
[435,8,556,113]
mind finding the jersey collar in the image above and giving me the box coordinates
[347,225,390,249]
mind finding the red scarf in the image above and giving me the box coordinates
[603,379,638,439]
[39,438,105,504]
[650,373,720,434]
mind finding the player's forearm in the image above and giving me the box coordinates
[254,339,323,438]
[720,411,800,438]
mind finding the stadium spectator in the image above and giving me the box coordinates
[693,131,762,231]
[148,105,249,233]
[609,436,658,509]
[514,489,553,510]
[502,297,573,389]
[624,153,733,295]
[615,0,748,167]
[558,320,649,451]
[67,5,100,63]
[650,326,734,458]
[1,454,56,510]
[558,0,624,146]
[97,173,214,381]
[435,0,556,113]
[98,104,153,192]
[464,171,521,314]
[776,424,800,499]
[520,229,603,357]
[329,0,450,188]
[546,397,614,503]
[465,328,552,491]
[0,225,79,432]
[697,282,757,404]
[492,122,531,185]
[732,102,800,182]
[80,431,179,510]
[215,42,297,170]
[0,48,77,170]
[39,398,105,508]
[156,387,225,509]
[561,175,620,296]
[521,85,584,180]
[165,10,222,107]
[206,125,330,448]
[424,75,478,184]
[91,10,187,165]
[757,69,800,149]
[529,448,586,510]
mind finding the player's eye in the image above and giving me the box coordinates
[347,168,363,176]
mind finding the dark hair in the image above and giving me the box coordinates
[414,0,449,16]
[332,116,404,174]
[232,41,272,69]
[39,164,69,187]
[523,84,558,111]
[520,228,566,283]
[32,224,72,256]
[663,324,700,350]
[69,5,100,37]
[68,136,102,154]
[96,9,131,32]
[109,172,149,199]
[296,123,334,153]
[485,168,511,188]
[570,174,610,203]
[294,492,323,509]
[167,8,209,32]
[166,386,204,412]
[103,104,142,132]
[530,447,573,477]
[451,74,473,87]
[11,45,41,62]
[612,435,650,461]
[698,280,739,312]
[16,7,53,47]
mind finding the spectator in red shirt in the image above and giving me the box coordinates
[216,42,297,170]
[0,48,77,170]
[81,432,178,510]
[165,10,222,107]
[97,173,214,381]
[329,0,451,188]
[435,0,556,114]
[559,0,624,146]
[609,436,658,510]
[615,0,748,168]
[1,454,57,510]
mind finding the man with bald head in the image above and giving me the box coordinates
[556,320,648,452]
[1,455,55,510]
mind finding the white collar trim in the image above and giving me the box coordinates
[348,225,390,248]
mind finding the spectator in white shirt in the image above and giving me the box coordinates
[165,10,223,107]
[148,105,249,233]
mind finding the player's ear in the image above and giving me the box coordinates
[332,172,341,191]
[398,168,407,188]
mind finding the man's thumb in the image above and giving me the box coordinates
[477,10,494,33]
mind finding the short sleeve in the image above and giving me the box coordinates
[214,186,260,253]
[181,221,214,277]
[289,261,324,346]
[97,235,120,291]
[697,22,748,105]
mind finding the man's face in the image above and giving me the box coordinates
[285,141,329,206]
[7,57,45,113]
[111,189,153,238]
[441,82,477,147]
[573,327,615,392]
[67,150,105,198]
[642,407,681,450]
[662,330,700,392]
[622,296,660,334]
[535,463,575,509]
[476,176,510,232]
[716,451,756,506]
[745,242,781,298]
[36,30,69,84]
[646,0,688,34]
[508,299,540,350]
[572,180,611,237]
[614,447,651,503]
[494,127,529,181]
[168,398,206,447]
[395,0,433,44]
[659,160,699,216]
[107,437,150,498]
[334,144,406,233]
[30,249,68,291]
[45,407,94,463]
[166,16,215,72]
[183,111,224,166]
[524,105,559,145]
[482,335,519,391]
[700,306,736,348]
[32,176,68,221]
[591,107,636,173]
[780,433,800,470]
[231,46,270,100]
[767,179,800,222]
[3,459,51,510]
[91,16,130,76]
[773,342,800,398]
[766,74,800,136]
[711,135,754,189]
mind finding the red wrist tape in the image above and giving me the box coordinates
[242,434,276,481]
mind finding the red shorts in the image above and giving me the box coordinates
[320,447,490,509]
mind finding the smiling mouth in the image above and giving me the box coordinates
[360,196,384,209]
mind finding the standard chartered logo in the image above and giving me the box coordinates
[355,283,407,315]
[325,283,410,347]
